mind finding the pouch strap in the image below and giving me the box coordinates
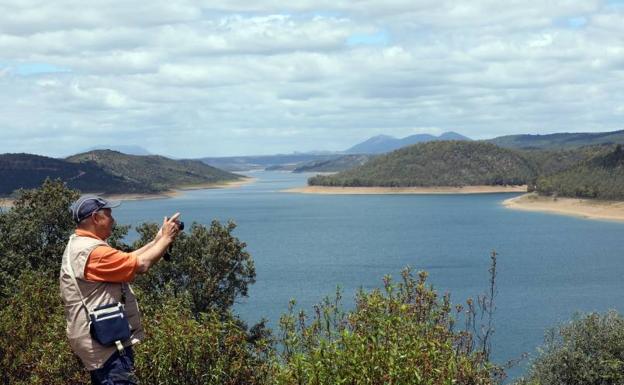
[65,236,90,317]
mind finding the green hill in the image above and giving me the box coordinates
[0,151,242,197]
[308,141,537,187]
[488,129,624,149]
[535,145,624,200]
[0,153,149,196]
[519,145,615,177]
[66,150,241,191]
[293,154,375,173]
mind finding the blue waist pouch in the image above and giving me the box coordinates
[89,303,131,346]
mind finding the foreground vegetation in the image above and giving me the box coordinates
[2,180,624,384]
[516,311,624,384]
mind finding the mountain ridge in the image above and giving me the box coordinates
[487,130,624,149]
[346,131,471,154]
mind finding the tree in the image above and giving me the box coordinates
[132,220,256,316]
[0,179,78,296]
[515,311,624,385]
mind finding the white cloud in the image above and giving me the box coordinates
[0,0,623,157]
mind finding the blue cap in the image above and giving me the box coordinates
[70,195,121,223]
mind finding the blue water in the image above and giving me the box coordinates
[113,171,624,380]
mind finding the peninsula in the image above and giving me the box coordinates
[504,193,624,222]
[296,141,533,194]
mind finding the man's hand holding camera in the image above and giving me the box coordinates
[135,212,184,272]
[158,212,183,242]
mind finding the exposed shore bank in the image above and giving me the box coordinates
[503,193,624,222]
[0,177,256,207]
[283,185,527,195]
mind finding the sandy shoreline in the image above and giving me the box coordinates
[503,193,624,222]
[0,177,256,207]
[283,185,528,195]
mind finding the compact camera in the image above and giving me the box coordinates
[163,221,184,261]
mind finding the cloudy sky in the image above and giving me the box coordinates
[1,0,623,157]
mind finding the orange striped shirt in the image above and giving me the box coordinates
[76,229,138,283]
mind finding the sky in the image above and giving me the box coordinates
[1,0,623,158]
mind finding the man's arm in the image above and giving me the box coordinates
[134,213,181,274]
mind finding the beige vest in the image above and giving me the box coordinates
[59,234,144,370]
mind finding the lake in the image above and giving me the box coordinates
[113,170,624,380]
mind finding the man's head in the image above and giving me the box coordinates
[70,195,121,240]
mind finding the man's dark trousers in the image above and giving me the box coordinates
[89,347,138,385]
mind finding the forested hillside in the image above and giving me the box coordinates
[519,145,615,177]
[293,154,374,173]
[535,145,624,200]
[488,129,624,149]
[0,150,242,197]
[0,153,150,195]
[67,150,241,191]
[309,141,536,187]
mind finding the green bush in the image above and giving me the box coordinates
[515,311,624,385]
[0,272,275,385]
[136,293,275,385]
[0,179,78,295]
[0,272,89,385]
[132,220,256,316]
[275,269,501,385]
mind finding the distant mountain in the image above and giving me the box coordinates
[310,141,534,187]
[0,153,150,196]
[438,132,471,141]
[346,132,471,154]
[293,154,375,173]
[535,145,624,200]
[200,153,340,171]
[67,150,241,191]
[487,129,624,149]
[83,145,152,156]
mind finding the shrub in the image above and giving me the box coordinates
[0,272,89,385]
[132,220,256,316]
[275,268,502,385]
[515,311,624,385]
[136,293,275,385]
[0,272,275,385]
[0,179,78,295]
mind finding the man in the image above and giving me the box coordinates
[59,195,181,384]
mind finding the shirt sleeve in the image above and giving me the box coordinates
[84,245,138,283]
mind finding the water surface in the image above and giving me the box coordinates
[113,171,624,380]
